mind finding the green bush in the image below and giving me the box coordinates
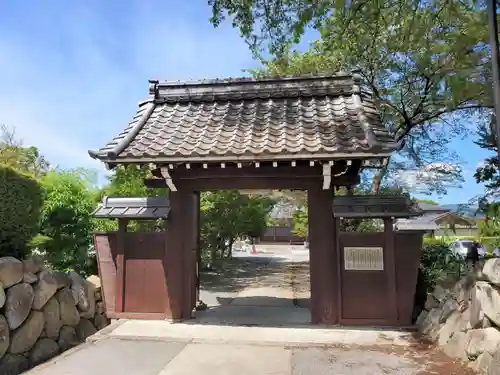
[420,240,463,291]
[37,170,98,276]
[0,165,43,258]
[479,236,500,254]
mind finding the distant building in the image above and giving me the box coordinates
[260,200,305,243]
[395,203,478,236]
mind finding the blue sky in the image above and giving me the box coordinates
[0,0,492,204]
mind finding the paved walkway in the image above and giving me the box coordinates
[196,244,311,326]
[27,321,473,375]
[26,244,474,375]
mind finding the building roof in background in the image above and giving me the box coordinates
[269,200,300,220]
[417,203,450,212]
[93,196,170,220]
[395,211,475,231]
[332,195,421,218]
[88,74,401,166]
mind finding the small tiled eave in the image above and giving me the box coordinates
[93,196,170,220]
[88,73,403,168]
[332,195,423,219]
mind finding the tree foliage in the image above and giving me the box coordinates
[0,165,43,258]
[291,210,308,239]
[0,124,49,177]
[210,0,490,194]
[474,117,500,200]
[420,239,462,290]
[477,202,500,235]
[36,169,98,276]
[100,165,164,198]
[200,191,275,263]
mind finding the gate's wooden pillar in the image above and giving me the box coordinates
[384,218,399,324]
[308,186,338,325]
[114,219,129,314]
[164,191,194,321]
[182,192,199,317]
[194,192,201,305]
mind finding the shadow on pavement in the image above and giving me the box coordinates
[200,256,308,294]
[191,298,312,328]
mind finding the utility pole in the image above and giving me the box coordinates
[487,0,500,163]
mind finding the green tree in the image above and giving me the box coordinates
[36,169,98,276]
[474,118,500,200]
[476,202,500,250]
[200,191,275,264]
[291,210,308,239]
[210,1,489,193]
[0,165,44,258]
[100,165,162,198]
[0,124,49,177]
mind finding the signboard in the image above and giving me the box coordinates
[344,247,384,271]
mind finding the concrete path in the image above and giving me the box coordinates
[26,322,474,375]
[196,243,311,326]
[25,244,474,374]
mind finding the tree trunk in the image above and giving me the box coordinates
[210,246,217,264]
[226,238,233,258]
[371,166,388,194]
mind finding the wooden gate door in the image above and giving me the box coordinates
[338,232,396,325]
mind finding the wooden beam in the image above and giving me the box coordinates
[114,219,129,313]
[308,185,338,325]
[173,165,326,178]
[384,218,399,324]
[164,192,188,320]
[150,161,362,179]
[145,174,360,191]
[146,163,361,190]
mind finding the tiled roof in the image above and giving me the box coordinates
[395,213,441,231]
[395,211,475,231]
[93,197,170,220]
[417,203,450,212]
[269,201,301,219]
[89,74,401,164]
[332,195,422,218]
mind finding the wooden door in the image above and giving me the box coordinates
[338,232,394,325]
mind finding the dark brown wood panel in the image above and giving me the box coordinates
[122,233,168,314]
[339,232,391,322]
[93,233,118,315]
[181,192,199,319]
[145,165,360,191]
[114,221,127,313]
[395,232,423,325]
[164,191,191,321]
[308,186,338,325]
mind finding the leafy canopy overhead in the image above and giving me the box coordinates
[211,0,491,194]
[474,118,500,200]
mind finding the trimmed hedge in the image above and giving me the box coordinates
[0,165,43,258]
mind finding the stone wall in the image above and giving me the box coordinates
[417,258,500,374]
[0,256,109,374]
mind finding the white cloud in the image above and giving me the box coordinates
[395,163,463,192]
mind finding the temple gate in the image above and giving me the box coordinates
[89,74,425,326]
